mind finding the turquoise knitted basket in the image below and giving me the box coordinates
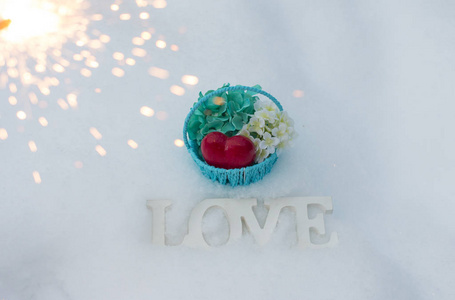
[183,85,283,186]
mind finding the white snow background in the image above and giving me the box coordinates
[1,0,455,299]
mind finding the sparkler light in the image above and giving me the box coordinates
[0,19,11,31]
[0,0,105,95]
[0,0,198,184]
[1,1,59,42]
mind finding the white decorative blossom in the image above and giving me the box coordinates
[254,99,278,112]
[238,125,250,138]
[271,123,289,141]
[237,98,295,163]
[248,116,265,135]
[259,132,279,154]
[276,111,294,127]
[276,140,290,156]
[254,109,277,123]
[251,137,261,149]
[255,148,270,163]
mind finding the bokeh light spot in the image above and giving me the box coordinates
[140,106,155,117]
[148,67,169,79]
[293,90,304,98]
[181,75,199,86]
[127,139,138,149]
[95,145,107,157]
[156,40,166,49]
[174,139,184,147]
[16,111,27,120]
[170,85,185,96]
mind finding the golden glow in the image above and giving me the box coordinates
[39,85,50,95]
[0,1,59,43]
[139,12,150,20]
[0,19,11,31]
[8,96,17,105]
[9,83,17,93]
[113,52,125,61]
[16,110,26,120]
[0,128,8,140]
[110,4,119,11]
[89,127,102,140]
[112,67,125,77]
[127,139,138,149]
[95,145,106,156]
[140,106,155,117]
[67,93,78,108]
[181,75,199,86]
[293,89,304,98]
[28,140,37,152]
[132,48,147,57]
[174,139,184,147]
[170,44,179,51]
[38,101,48,108]
[119,13,131,21]
[132,37,145,46]
[52,64,64,73]
[170,85,185,96]
[136,0,148,7]
[141,31,152,40]
[57,99,69,110]
[148,67,169,79]
[126,58,136,66]
[0,0,105,101]
[178,26,187,34]
[80,68,92,77]
[91,14,103,21]
[30,88,42,99]
[152,0,167,9]
[156,111,168,120]
[38,117,48,127]
[33,171,41,184]
[156,40,166,49]
[99,34,110,43]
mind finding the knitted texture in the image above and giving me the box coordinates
[184,85,283,186]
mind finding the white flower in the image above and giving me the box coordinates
[251,137,261,150]
[276,140,290,156]
[285,125,294,136]
[255,148,270,163]
[238,125,251,138]
[259,132,280,154]
[254,99,278,113]
[248,116,265,135]
[243,105,295,160]
[254,109,277,123]
[276,111,294,127]
[271,123,289,141]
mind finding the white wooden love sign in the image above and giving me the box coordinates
[147,197,338,249]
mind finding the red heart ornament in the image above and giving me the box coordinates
[201,132,256,169]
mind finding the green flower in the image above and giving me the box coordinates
[187,83,261,147]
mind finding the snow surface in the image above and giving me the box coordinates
[1,0,455,299]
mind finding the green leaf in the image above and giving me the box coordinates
[206,119,224,130]
[232,115,244,130]
[221,122,235,133]
[227,92,243,106]
[246,84,262,95]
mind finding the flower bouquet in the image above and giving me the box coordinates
[183,84,295,186]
